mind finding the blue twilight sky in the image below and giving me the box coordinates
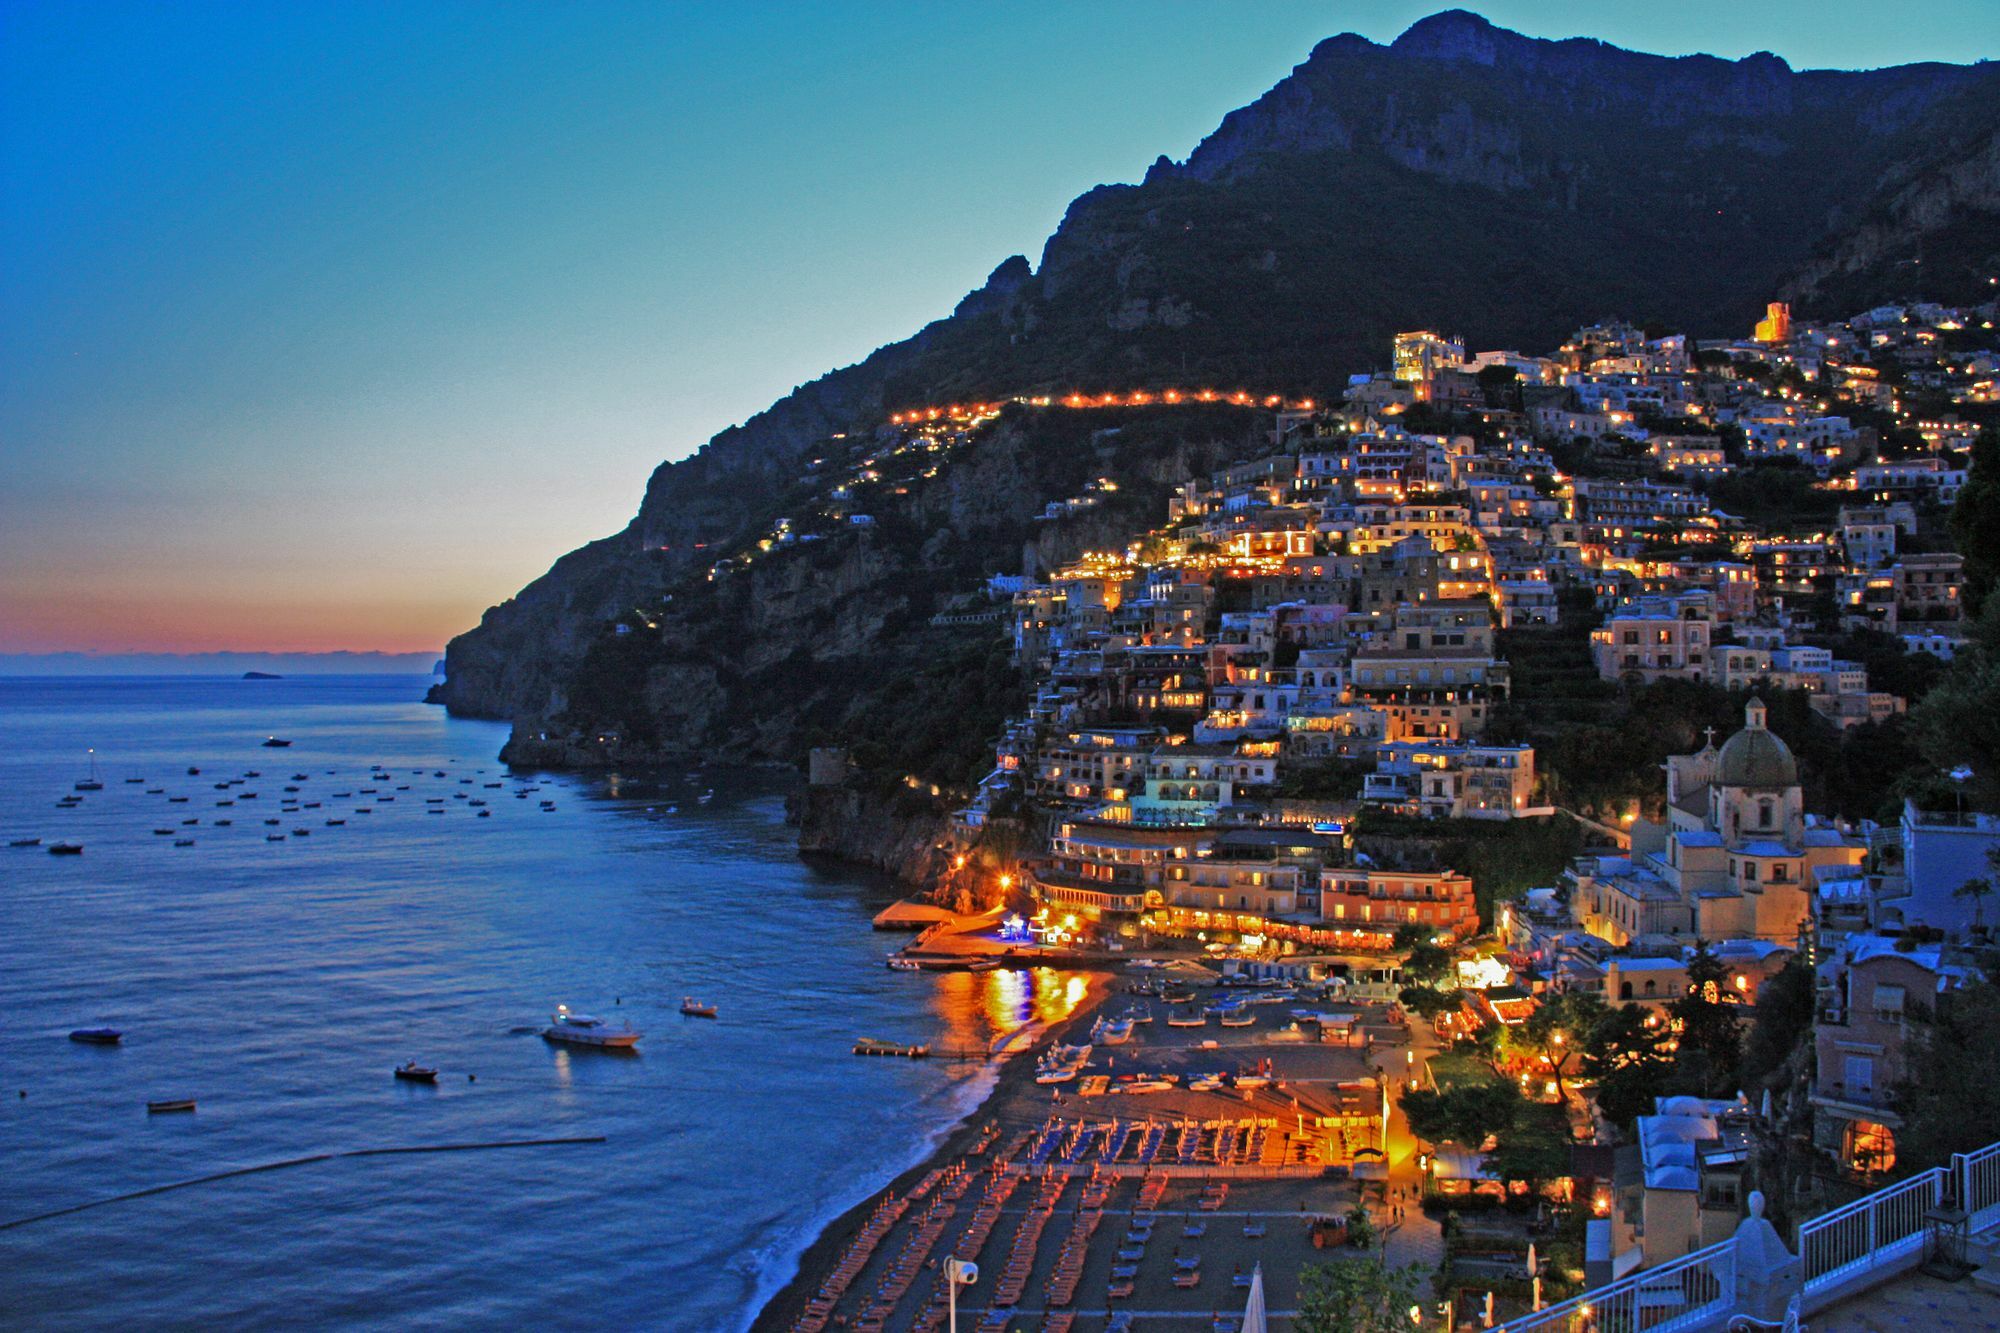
[5,2,1997,654]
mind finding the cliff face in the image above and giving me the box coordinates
[436,10,2000,764]
[790,784,950,886]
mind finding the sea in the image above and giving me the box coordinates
[0,676,1086,1330]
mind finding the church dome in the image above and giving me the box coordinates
[1716,698,1797,789]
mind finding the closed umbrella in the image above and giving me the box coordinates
[1241,1261,1268,1333]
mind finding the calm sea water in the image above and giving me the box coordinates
[0,677,1083,1330]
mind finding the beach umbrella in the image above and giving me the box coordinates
[1241,1261,1268,1333]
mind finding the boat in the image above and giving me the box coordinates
[174,839,196,848]
[266,834,286,842]
[74,749,104,791]
[541,1006,641,1049]
[69,1028,122,1045]
[679,997,717,1018]
[9,838,41,848]
[261,737,292,748]
[1166,1007,1208,1028]
[1220,1008,1256,1028]
[1091,1016,1135,1046]
[147,1098,196,1113]
[393,1061,438,1083]
[1035,1042,1093,1084]
[154,828,175,836]
[187,766,200,775]
[48,843,83,856]
[886,956,922,972]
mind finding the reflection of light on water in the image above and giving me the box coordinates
[551,1045,572,1087]
[988,967,1029,1031]
[927,967,1092,1052]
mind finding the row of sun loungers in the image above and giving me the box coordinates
[988,1175,1067,1308]
[852,1194,957,1328]
[912,1170,1020,1332]
[790,1193,909,1332]
[1042,1184,1103,1307]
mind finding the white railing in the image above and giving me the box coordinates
[1799,1168,1942,1298]
[1955,1142,2000,1231]
[1498,1238,1737,1333]
[1501,1138,2000,1333]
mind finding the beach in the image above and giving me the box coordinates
[752,966,1446,1331]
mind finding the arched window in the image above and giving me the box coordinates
[1644,979,1657,996]
[1620,982,1633,1000]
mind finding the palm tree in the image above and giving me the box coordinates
[1955,876,1994,932]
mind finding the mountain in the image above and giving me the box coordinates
[433,11,2000,764]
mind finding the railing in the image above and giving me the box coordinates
[1505,1138,2000,1333]
[1498,1238,1737,1333]
[1956,1141,2000,1230]
[1799,1168,1943,1304]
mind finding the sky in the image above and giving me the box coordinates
[5,2,1996,655]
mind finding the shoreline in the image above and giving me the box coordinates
[748,969,1118,1332]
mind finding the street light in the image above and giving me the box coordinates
[946,1258,978,1333]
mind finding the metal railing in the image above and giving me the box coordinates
[1498,1237,1737,1333]
[1501,1138,2000,1333]
[1800,1167,1942,1296]
[1955,1141,2000,1230]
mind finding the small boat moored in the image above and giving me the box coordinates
[47,843,83,856]
[70,1028,123,1045]
[261,737,292,748]
[147,1098,197,1114]
[679,998,717,1018]
[542,1005,641,1049]
[393,1061,439,1083]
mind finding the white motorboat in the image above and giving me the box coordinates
[542,1005,641,1049]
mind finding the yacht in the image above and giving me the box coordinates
[542,1006,641,1049]
[74,750,104,791]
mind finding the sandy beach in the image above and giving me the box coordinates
[752,968,1447,1332]
[752,971,1120,1331]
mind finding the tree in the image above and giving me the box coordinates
[1668,942,1743,1097]
[1897,981,2000,1171]
[1580,1003,1676,1128]
[1950,425,2000,610]
[1738,957,1816,1089]
[1519,991,1606,1100]
[1486,1108,1573,1196]
[1399,984,1465,1021]
[1953,853,1998,930]
[1401,1081,1523,1149]
[1395,922,1455,989]
[1295,1257,1425,1333]
[1912,598,2000,812]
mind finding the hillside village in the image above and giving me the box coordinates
[786,292,2000,1238]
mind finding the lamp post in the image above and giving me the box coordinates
[946,1258,978,1333]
